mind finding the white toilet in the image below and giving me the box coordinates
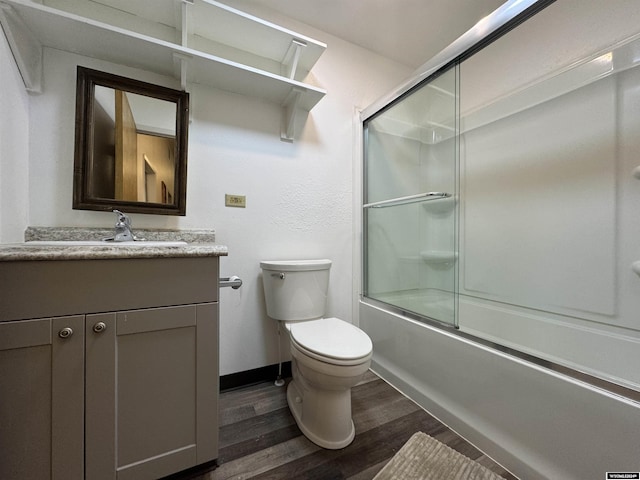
[260,259,373,449]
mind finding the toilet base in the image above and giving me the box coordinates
[287,380,355,450]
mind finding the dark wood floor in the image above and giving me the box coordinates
[172,371,518,480]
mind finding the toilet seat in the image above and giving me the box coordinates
[286,317,372,366]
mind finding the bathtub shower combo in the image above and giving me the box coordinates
[359,1,640,479]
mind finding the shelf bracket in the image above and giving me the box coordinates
[175,0,193,47]
[281,39,306,80]
[172,52,192,123]
[281,87,304,142]
[0,3,43,93]
[172,52,190,90]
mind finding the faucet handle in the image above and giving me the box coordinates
[113,209,131,227]
[111,210,144,242]
[111,210,136,242]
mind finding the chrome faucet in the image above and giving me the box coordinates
[105,210,137,242]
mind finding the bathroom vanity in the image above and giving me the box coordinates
[0,234,227,480]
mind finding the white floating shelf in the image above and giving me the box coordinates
[192,0,326,78]
[0,0,327,140]
[41,0,326,82]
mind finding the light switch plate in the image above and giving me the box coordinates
[225,194,246,208]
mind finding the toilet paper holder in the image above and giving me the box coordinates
[219,276,243,289]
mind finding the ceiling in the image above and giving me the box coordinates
[228,0,507,69]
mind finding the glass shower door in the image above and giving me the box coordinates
[363,67,458,326]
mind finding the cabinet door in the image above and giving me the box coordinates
[0,316,84,480]
[86,303,218,480]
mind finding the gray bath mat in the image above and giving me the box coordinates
[373,432,505,480]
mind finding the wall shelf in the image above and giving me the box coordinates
[420,250,457,265]
[0,0,327,141]
[422,195,456,214]
[190,0,326,80]
[366,82,456,145]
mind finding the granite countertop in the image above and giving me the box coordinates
[0,227,228,262]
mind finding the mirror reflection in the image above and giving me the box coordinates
[74,67,189,215]
[92,86,176,203]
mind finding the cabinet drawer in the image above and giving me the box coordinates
[0,256,219,321]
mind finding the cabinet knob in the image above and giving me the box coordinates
[58,327,74,339]
[93,322,107,333]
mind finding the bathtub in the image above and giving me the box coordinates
[360,299,640,480]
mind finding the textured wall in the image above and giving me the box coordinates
[0,32,29,243]
[18,16,411,375]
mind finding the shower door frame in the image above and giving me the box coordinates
[357,0,555,330]
[361,66,460,329]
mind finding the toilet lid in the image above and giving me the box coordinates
[287,317,373,361]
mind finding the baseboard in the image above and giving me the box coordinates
[220,361,292,391]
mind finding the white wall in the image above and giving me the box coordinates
[8,16,410,375]
[191,29,411,375]
[0,30,29,243]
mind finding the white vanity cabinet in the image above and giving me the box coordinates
[0,254,221,480]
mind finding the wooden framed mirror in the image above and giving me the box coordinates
[73,67,189,215]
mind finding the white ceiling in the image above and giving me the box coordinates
[228,0,507,69]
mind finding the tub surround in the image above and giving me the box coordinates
[0,226,227,261]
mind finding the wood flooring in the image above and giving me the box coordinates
[167,371,518,480]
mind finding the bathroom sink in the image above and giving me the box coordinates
[26,240,188,247]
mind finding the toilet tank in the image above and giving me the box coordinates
[260,259,331,321]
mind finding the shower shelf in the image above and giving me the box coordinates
[398,251,457,265]
[420,251,457,264]
[422,195,456,214]
[369,115,455,145]
[364,192,451,209]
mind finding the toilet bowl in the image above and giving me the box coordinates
[260,260,373,449]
